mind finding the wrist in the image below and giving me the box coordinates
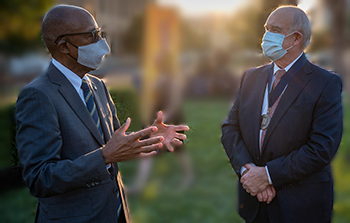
[101,146,111,164]
[265,166,273,185]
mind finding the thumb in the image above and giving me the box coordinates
[244,163,253,170]
[156,111,163,123]
[119,117,131,133]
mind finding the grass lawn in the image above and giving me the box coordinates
[1,98,350,222]
[120,98,242,223]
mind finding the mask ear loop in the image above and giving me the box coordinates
[65,40,79,61]
[284,31,303,51]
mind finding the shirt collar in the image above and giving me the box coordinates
[51,58,88,91]
[273,52,304,74]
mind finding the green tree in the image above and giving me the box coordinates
[0,0,54,55]
[120,13,145,55]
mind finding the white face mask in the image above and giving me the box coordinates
[68,39,110,70]
[261,31,295,61]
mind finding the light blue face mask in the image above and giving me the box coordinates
[261,31,295,61]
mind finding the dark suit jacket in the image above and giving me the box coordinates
[221,54,343,223]
[16,63,130,223]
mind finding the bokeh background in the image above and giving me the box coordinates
[0,0,349,222]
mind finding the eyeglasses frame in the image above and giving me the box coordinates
[54,27,104,44]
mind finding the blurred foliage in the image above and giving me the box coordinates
[227,2,263,51]
[120,12,210,55]
[0,104,17,169]
[332,96,350,222]
[109,88,142,131]
[0,187,37,223]
[0,0,54,55]
[120,13,145,55]
[181,20,210,52]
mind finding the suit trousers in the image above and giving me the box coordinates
[247,203,269,223]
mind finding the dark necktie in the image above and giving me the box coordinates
[260,69,286,153]
[81,79,104,140]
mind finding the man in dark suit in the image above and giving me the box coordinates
[221,6,342,223]
[15,5,189,223]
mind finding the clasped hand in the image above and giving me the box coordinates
[240,164,276,204]
[102,111,189,163]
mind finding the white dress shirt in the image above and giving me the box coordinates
[52,58,88,105]
[241,53,303,185]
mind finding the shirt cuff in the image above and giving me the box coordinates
[240,166,247,176]
[265,166,273,185]
[240,163,256,176]
[106,163,111,170]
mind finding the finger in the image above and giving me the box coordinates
[174,125,190,131]
[262,190,268,202]
[271,186,276,197]
[156,111,163,123]
[257,193,263,202]
[175,133,187,140]
[240,176,247,184]
[266,188,273,204]
[139,143,163,154]
[244,163,254,170]
[118,117,131,134]
[172,138,183,146]
[138,136,164,148]
[139,151,158,158]
[164,142,174,152]
[130,126,158,140]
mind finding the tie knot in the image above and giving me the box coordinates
[275,69,286,79]
[81,79,90,91]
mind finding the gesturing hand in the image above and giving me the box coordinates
[101,118,164,163]
[150,111,190,152]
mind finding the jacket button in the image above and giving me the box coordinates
[257,157,260,161]
[95,181,100,185]
[113,188,119,194]
[86,183,91,188]
[91,182,95,187]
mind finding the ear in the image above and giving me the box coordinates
[56,39,70,54]
[293,32,303,47]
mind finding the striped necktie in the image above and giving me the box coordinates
[81,79,104,140]
[260,69,286,154]
[81,79,122,219]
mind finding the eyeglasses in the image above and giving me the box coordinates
[54,27,105,44]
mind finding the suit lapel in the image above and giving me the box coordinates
[261,61,312,152]
[46,63,104,146]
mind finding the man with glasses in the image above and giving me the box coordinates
[15,5,189,223]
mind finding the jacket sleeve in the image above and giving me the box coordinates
[16,87,112,198]
[221,72,254,177]
[266,74,343,188]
